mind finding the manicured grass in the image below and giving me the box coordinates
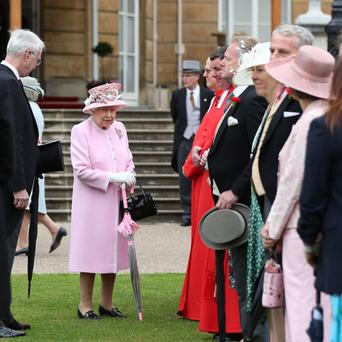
[11,273,212,341]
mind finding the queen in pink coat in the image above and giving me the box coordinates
[69,82,136,320]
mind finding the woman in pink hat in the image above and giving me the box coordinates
[69,83,136,320]
[260,46,334,341]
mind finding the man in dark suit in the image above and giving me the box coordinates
[171,60,214,226]
[0,29,44,333]
[0,79,26,338]
[207,36,268,342]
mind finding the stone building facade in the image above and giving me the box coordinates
[3,0,334,107]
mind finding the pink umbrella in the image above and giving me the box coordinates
[118,184,142,321]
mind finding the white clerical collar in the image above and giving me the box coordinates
[1,61,20,79]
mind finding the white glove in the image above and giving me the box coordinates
[109,172,136,187]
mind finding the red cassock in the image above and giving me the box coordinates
[178,88,241,334]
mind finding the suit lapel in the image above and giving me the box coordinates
[1,65,40,140]
[263,95,291,145]
[209,86,250,156]
[210,98,239,155]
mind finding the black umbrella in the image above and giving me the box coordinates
[306,290,323,342]
[27,178,39,298]
[215,250,226,342]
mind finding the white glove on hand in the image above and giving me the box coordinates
[109,172,136,187]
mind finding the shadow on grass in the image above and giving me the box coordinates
[11,273,213,341]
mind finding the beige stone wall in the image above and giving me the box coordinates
[43,1,87,80]
[42,0,118,97]
[98,0,118,80]
[158,0,218,90]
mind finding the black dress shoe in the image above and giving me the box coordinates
[77,309,99,320]
[0,321,26,338]
[180,219,191,227]
[3,316,30,330]
[15,247,28,256]
[98,305,126,318]
[212,333,243,342]
[49,227,68,253]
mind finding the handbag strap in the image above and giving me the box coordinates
[136,178,146,196]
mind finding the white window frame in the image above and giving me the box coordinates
[119,0,139,106]
[217,0,234,43]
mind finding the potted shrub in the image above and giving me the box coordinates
[92,42,114,79]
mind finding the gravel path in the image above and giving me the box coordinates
[12,221,191,274]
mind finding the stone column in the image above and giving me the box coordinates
[295,0,331,50]
[9,0,21,30]
[326,0,342,56]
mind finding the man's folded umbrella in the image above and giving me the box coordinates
[246,268,266,340]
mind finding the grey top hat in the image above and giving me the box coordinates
[199,203,249,250]
[182,60,201,73]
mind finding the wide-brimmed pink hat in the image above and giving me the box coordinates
[265,45,335,100]
[83,82,127,114]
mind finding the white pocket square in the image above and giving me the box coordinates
[227,116,239,127]
[283,111,300,118]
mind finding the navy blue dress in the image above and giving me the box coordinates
[298,115,342,295]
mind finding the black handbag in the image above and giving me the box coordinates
[119,179,158,221]
[37,140,64,174]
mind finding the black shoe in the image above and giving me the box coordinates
[49,227,68,253]
[212,333,242,342]
[98,305,126,318]
[3,316,31,330]
[180,219,191,227]
[77,309,100,320]
[15,247,28,256]
[0,321,26,338]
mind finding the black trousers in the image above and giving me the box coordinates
[0,189,11,322]
[177,137,193,221]
[2,188,25,273]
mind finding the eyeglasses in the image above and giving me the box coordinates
[29,51,42,66]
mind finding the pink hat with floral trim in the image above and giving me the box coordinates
[83,82,127,114]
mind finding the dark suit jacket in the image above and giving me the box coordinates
[208,85,268,205]
[0,64,39,236]
[232,95,302,204]
[170,86,214,172]
[0,94,14,187]
[0,73,14,321]
[298,116,342,295]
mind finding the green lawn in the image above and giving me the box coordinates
[11,273,213,341]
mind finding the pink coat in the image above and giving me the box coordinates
[69,117,134,273]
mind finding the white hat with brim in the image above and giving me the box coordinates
[83,82,127,114]
[199,203,249,250]
[21,76,45,96]
[265,45,335,100]
[233,42,271,86]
